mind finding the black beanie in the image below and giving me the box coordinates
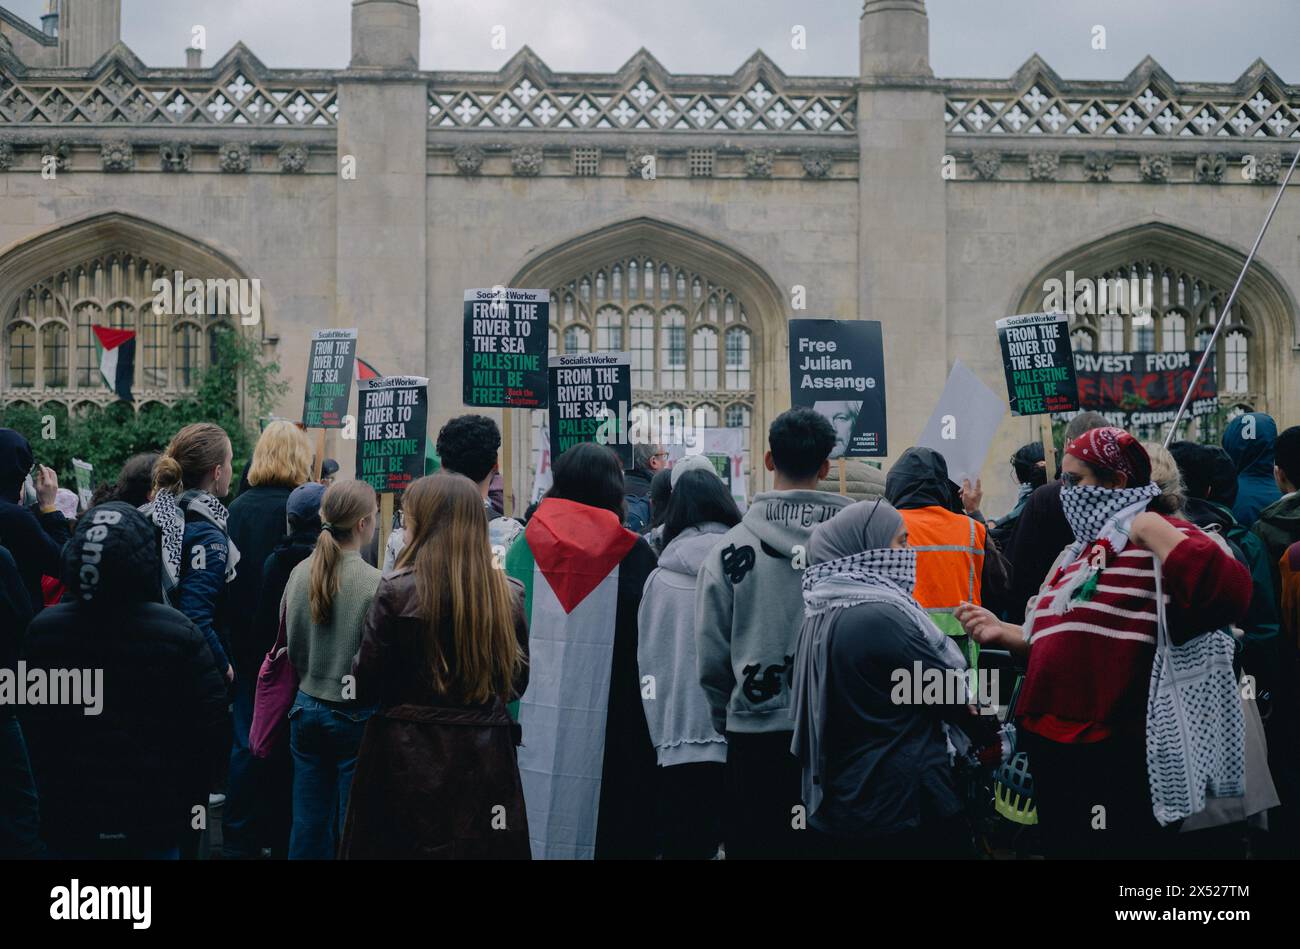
[61,502,162,606]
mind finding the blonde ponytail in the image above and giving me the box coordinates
[309,480,377,624]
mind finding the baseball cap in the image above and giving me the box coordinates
[287,482,326,524]
[670,452,722,488]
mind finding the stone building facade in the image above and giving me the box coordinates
[0,0,1296,514]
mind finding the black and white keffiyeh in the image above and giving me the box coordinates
[1033,481,1162,620]
[793,499,966,817]
[802,548,958,663]
[1061,482,1161,549]
[141,488,239,593]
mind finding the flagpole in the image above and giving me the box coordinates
[1163,148,1299,448]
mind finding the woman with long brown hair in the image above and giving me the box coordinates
[281,479,381,859]
[342,473,529,859]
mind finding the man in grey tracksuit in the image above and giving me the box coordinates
[696,407,851,858]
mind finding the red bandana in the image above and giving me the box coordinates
[1064,426,1152,487]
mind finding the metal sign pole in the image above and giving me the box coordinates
[1163,148,1299,448]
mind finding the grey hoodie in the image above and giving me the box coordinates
[637,523,730,766]
[695,489,852,734]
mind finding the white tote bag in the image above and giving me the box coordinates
[1181,691,1278,832]
[1145,564,1245,826]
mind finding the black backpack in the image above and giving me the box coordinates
[624,494,652,534]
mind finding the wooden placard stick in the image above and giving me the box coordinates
[313,428,325,482]
[502,409,514,517]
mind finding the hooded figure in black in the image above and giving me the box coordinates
[885,447,964,514]
[20,502,229,858]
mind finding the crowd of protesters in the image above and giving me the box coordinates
[1,400,1298,861]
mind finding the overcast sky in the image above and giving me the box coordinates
[4,0,1297,81]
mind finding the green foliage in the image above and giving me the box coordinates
[0,328,288,496]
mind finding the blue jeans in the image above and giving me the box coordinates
[224,678,292,858]
[288,691,372,860]
[0,716,43,858]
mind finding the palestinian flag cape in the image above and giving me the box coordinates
[93,326,136,401]
[505,497,654,859]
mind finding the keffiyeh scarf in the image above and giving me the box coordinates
[1036,481,1161,618]
[802,547,962,665]
[142,488,239,593]
[796,542,966,815]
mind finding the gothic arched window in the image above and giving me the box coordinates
[1057,253,1267,441]
[2,249,237,408]
[7,322,34,388]
[1225,329,1249,393]
[547,252,757,475]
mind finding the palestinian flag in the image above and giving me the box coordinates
[504,497,643,860]
[355,356,381,382]
[93,326,136,401]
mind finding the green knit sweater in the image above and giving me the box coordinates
[284,550,382,703]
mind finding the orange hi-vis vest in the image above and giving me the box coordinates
[898,505,986,639]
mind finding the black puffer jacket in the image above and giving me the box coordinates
[20,502,230,851]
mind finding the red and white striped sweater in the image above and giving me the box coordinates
[1018,517,1250,744]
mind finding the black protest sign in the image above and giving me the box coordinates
[548,352,633,469]
[355,376,428,493]
[302,328,358,428]
[1068,350,1217,428]
[463,288,549,409]
[788,319,887,458]
[996,312,1079,417]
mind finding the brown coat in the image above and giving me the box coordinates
[339,568,531,859]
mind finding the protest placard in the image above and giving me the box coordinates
[355,375,429,494]
[547,352,632,469]
[1059,350,1217,429]
[915,360,1006,487]
[302,329,358,429]
[464,288,549,409]
[666,427,748,507]
[72,458,93,511]
[788,319,887,457]
[995,312,1079,416]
